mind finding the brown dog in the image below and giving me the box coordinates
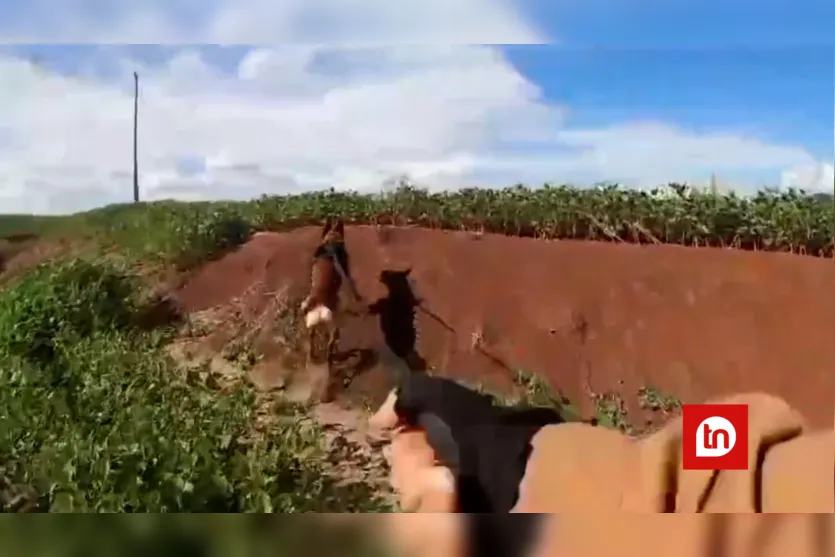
[300,219,361,364]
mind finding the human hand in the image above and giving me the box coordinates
[387,426,458,512]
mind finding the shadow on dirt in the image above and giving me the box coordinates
[364,267,520,380]
[410,286,515,375]
[368,268,428,372]
[134,294,187,332]
[328,347,380,395]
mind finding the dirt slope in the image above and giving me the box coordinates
[174,226,834,428]
[1,237,76,284]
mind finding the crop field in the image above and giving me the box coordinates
[50,185,835,269]
[0,183,831,538]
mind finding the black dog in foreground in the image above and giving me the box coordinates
[394,374,564,512]
[370,349,566,557]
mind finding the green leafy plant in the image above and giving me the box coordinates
[66,184,835,262]
[0,259,390,514]
[5,184,830,268]
[0,258,139,368]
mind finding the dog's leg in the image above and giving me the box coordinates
[306,322,320,363]
[306,327,315,362]
[326,322,340,362]
[304,304,332,364]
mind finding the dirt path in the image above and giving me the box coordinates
[306,401,393,499]
[165,308,399,509]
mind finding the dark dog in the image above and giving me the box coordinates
[369,348,565,557]
[300,219,361,363]
[369,348,565,513]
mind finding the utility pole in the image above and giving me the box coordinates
[133,71,140,203]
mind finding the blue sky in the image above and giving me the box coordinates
[0,0,832,213]
[506,46,833,160]
[1,0,833,47]
[526,0,833,47]
[10,43,831,160]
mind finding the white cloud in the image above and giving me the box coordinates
[0,0,546,44]
[781,161,835,193]
[0,45,556,212]
[0,44,831,214]
[549,122,829,190]
[0,1,830,213]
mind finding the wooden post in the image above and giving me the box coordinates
[133,71,140,203]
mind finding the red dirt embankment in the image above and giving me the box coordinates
[174,226,834,427]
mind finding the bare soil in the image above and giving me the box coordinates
[0,237,77,284]
[173,226,834,428]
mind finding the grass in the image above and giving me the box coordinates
[0,214,65,239]
[0,257,392,515]
[473,369,681,435]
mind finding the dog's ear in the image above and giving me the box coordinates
[403,268,412,277]
[333,219,345,235]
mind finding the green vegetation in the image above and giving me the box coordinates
[77,185,835,260]
[0,214,64,240]
[2,184,832,267]
[0,258,391,513]
[499,370,680,435]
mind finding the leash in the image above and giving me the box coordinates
[323,242,363,304]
